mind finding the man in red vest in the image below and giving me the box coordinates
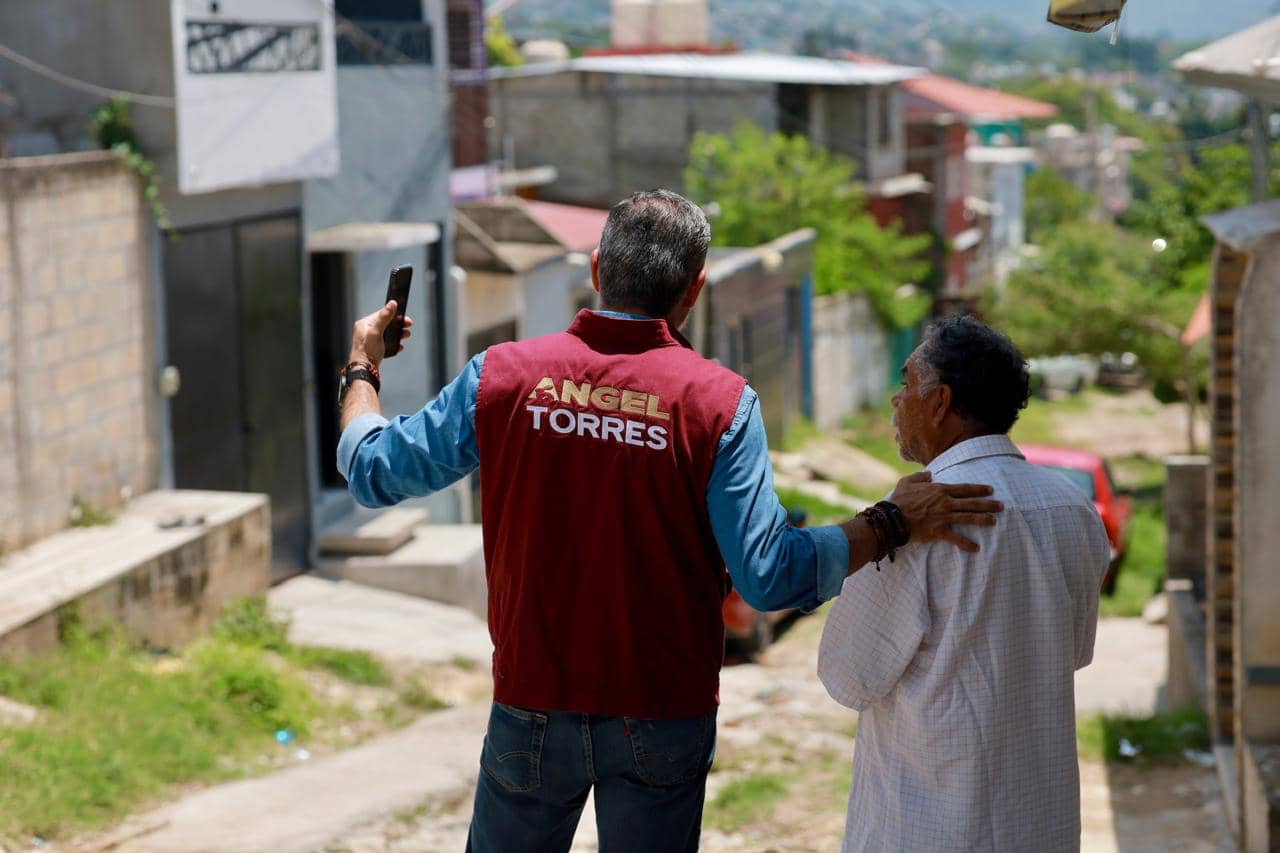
[337,190,1001,852]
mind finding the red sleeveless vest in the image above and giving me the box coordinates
[475,310,747,717]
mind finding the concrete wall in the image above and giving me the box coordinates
[824,85,905,183]
[1165,455,1208,595]
[810,292,890,430]
[0,0,176,160]
[521,260,592,340]
[1237,244,1280,745]
[700,230,814,442]
[491,72,776,207]
[0,152,159,552]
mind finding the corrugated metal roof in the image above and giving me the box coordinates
[1202,198,1280,250]
[489,52,924,86]
[1173,16,1280,100]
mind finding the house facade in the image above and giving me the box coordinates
[487,53,924,210]
[0,0,460,574]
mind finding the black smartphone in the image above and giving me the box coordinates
[382,264,412,359]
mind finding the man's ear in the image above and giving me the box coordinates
[931,383,953,425]
[680,268,708,310]
[590,249,602,294]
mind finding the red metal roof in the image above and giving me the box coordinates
[904,74,1059,120]
[523,200,610,252]
[841,52,1058,121]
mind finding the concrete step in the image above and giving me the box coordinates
[0,490,270,658]
[316,507,429,557]
[313,524,487,621]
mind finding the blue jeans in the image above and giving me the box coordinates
[466,702,717,853]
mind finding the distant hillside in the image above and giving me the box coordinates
[498,0,1276,45]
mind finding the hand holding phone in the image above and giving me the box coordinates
[382,264,412,359]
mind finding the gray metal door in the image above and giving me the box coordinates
[163,214,310,577]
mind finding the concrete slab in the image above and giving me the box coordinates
[314,525,487,620]
[317,508,429,557]
[73,705,488,853]
[0,490,269,657]
[1076,618,1168,717]
[268,575,492,665]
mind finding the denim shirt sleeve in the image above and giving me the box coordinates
[337,352,484,508]
[706,386,850,612]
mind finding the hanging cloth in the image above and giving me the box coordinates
[1047,0,1126,33]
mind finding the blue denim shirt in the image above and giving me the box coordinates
[338,313,850,612]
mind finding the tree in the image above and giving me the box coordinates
[1025,167,1095,243]
[485,16,524,68]
[987,220,1205,421]
[684,124,932,330]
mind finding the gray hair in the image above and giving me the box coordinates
[596,189,711,317]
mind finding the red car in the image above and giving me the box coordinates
[723,590,786,656]
[1019,444,1133,594]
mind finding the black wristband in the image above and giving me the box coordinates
[875,501,911,547]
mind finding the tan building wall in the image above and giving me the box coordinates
[0,151,158,552]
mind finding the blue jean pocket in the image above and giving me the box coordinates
[624,712,716,787]
[481,702,548,793]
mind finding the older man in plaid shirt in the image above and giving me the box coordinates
[818,316,1110,852]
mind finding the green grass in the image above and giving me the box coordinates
[704,772,792,831]
[1077,708,1210,765]
[1101,506,1166,619]
[285,646,390,687]
[775,487,850,527]
[0,598,426,844]
[1008,394,1068,446]
[780,416,823,453]
[212,596,390,686]
[0,632,316,840]
[842,403,918,478]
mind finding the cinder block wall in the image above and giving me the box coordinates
[0,151,158,552]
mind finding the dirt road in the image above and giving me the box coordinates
[333,607,1232,852]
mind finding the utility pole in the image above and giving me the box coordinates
[1245,98,1270,203]
[1085,88,1104,220]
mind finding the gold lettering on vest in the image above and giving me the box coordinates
[645,394,671,421]
[590,386,621,411]
[528,376,558,401]
[561,379,591,407]
[620,389,647,416]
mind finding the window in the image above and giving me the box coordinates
[878,88,894,147]
[334,0,433,65]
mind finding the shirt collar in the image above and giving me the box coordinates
[926,434,1024,476]
[567,309,694,353]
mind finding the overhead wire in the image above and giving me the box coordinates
[0,41,176,108]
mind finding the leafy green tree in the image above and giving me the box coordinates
[1122,142,1280,282]
[684,124,932,329]
[987,221,1204,403]
[1025,166,1095,243]
[485,16,524,68]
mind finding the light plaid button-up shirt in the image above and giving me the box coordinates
[818,435,1110,852]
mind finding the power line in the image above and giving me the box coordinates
[0,42,176,108]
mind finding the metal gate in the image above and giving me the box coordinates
[162,213,310,577]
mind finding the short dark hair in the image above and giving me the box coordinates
[919,315,1031,435]
[596,189,711,317]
